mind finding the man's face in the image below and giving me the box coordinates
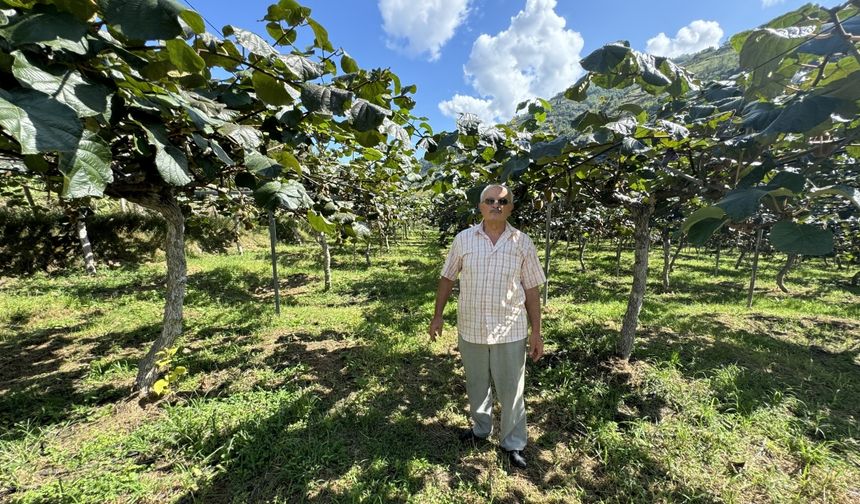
[478,186,513,224]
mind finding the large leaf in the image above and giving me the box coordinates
[809,185,860,209]
[348,98,390,131]
[0,88,81,154]
[581,42,631,73]
[253,180,312,211]
[218,123,262,149]
[564,74,591,101]
[58,130,113,198]
[11,52,110,117]
[307,209,336,234]
[252,70,292,106]
[0,8,88,46]
[762,95,845,135]
[138,122,192,186]
[164,39,205,73]
[307,18,333,52]
[682,206,726,233]
[98,0,189,41]
[244,151,282,179]
[529,136,570,164]
[716,188,767,221]
[769,220,833,256]
[278,54,325,81]
[223,25,278,57]
[764,171,805,193]
[687,217,727,246]
[301,84,352,116]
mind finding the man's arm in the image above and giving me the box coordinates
[428,276,455,341]
[524,286,543,361]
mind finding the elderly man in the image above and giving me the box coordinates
[428,183,546,469]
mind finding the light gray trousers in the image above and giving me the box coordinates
[458,336,528,451]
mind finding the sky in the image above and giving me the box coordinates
[190,0,840,133]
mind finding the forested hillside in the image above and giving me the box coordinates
[540,44,739,134]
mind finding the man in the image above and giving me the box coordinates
[428,184,546,469]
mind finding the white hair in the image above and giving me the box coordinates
[479,184,514,204]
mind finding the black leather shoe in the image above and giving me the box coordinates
[459,428,487,444]
[507,449,527,468]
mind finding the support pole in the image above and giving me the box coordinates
[543,200,552,305]
[268,210,281,315]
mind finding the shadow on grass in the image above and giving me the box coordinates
[0,323,128,435]
[636,312,860,448]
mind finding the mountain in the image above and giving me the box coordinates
[539,43,739,135]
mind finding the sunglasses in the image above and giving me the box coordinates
[482,198,510,206]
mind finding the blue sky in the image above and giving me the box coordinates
[192,0,839,133]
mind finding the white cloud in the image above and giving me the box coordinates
[378,0,470,61]
[438,0,584,125]
[762,0,786,7]
[646,20,723,58]
[438,95,498,125]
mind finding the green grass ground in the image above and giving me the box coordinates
[0,231,858,503]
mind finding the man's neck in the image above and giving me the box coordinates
[482,220,507,237]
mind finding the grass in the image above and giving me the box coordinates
[0,229,858,503]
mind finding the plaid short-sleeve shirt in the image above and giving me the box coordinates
[441,222,546,345]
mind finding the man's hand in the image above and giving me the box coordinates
[528,331,543,362]
[428,315,443,342]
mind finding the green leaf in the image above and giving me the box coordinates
[244,151,282,179]
[687,217,727,246]
[274,151,302,175]
[349,99,390,131]
[716,188,768,221]
[218,123,263,149]
[165,39,205,73]
[581,42,631,73]
[179,10,205,34]
[682,206,726,233]
[363,147,384,161]
[0,8,88,47]
[138,122,192,186]
[278,54,325,81]
[341,52,359,73]
[351,221,371,239]
[765,171,805,193]
[98,0,187,40]
[152,379,168,395]
[265,0,311,25]
[620,136,649,155]
[11,52,110,117]
[529,136,570,164]
[58,130,113,198]
[223,25,278,57]
[761,95,845,135]
[301,84,352,116]
[769,220,833,256]
[500,156,530,181]
[809,185,860,208]
[307,209,336,234]
[252,71,292,106]
[307,18,333,52]
[253,180,312,211]
[0,88,82,154]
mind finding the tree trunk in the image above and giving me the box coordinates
[268,211,281,316]
[776,253,797,293]
[714,242,721,276]
[364,241,371,267]
[735,248,747,269]
[75,210,97,275]
[619,201,653,360]
[661,227,671,291]
[852,271,860,287]
[132,194,186,394]
[577,237,587,272]
[22,185,37,210]
[120,198,128,213]
[233,214,244,255]
[746,226,763,309]
[317,232,331,291]
[614,238,624,277]
[543,201,552,305]
[669,236,685,272]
